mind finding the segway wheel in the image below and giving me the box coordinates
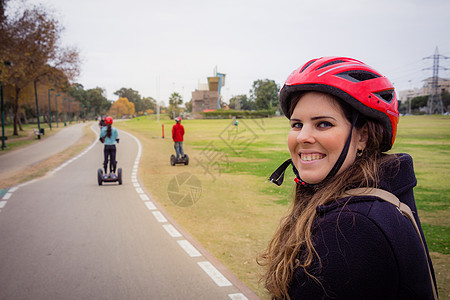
[118,168,122,185]
[170,154,176,166]
[184,154,189,165]
[97,168,103,185]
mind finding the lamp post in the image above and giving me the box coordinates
[68,99,73,124]
[55,94,60,127]
[34,80,42,139]
[1,80,6,150]
[48,88,54,130]
[80,103,84,122]
[63,98,67,126]
[1,61,11,150]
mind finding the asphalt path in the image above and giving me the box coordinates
[0,123,86,177]
[0,124,256,299]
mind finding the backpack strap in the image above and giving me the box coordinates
[345,188,438,300]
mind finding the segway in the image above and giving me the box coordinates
[97,135,122,185]
[170,154,189,166]
[97,167,122,185]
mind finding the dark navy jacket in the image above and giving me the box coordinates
[288,154,437,299]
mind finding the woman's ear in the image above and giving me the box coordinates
[356,124,369,151]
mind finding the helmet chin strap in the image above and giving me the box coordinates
[323,111,359,182]
[269,111,359,187]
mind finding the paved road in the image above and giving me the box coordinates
[0,124,257,299]
[0,123,86,177]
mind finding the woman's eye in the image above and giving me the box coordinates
[318,121,333,128]
[291,122,303,129]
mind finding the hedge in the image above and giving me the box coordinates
[199,109,277,119]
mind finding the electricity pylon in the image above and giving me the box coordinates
[423,47,449,114]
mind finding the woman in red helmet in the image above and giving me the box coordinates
[100,116,119,179]
[259,57,437,299]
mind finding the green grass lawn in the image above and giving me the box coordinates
[116,114,450,299]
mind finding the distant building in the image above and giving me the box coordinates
[422,77,450,95]
[398,77,450,102]
[191,71,226,118]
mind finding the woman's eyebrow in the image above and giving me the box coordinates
[290,116,337,122]
[311,115,337,121]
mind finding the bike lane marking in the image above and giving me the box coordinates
[122,130,250,300]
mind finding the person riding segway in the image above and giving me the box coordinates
[99,116,105,127]
[97,116,122,185]
[170,117,189,166]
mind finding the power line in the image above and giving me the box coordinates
[385,59,433,90]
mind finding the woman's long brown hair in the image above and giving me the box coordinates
[258,93,396,299]
[106,124,112,138]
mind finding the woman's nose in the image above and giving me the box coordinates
[297,126,315,144]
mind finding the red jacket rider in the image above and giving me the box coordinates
[172,118,184,142]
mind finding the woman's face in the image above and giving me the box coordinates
[288,92,366,184]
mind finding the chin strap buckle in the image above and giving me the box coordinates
[269,159,311,188]
[268,159,292,186]
[294,177,309,187]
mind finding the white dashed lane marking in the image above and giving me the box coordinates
[177,240,202,257]
[151,211,168,223]
[144,201,156,210]
[2,193,12,200]
[162,224,182,238]
[139,194,150,201]
[229,293,249,300]
[197,261,232,287]
[8,187,18,193]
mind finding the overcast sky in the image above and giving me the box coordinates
[19,0,450,105]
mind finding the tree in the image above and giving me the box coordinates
[68,83,87,107]
[228,94,255,110]
[167,92,183,119]
[184,99,192,112]
[169,92,183,106]
[141,96,156,112]
[442,91,450,112]
[67,83,90,119]
[250,79,279,110]
[0,0,8,25]
[113,87,142,113]
[411,95,428,111]
[0,3,80,135]
[108,97,135,118]
[87,87,111,116]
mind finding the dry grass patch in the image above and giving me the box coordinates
[420,211,450,227]
[430,252,450,298]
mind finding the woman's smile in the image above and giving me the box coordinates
[299,152,326,162]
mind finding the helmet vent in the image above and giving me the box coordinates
[335,70,380,82]
[316,60,346,70]
[300,60,317,73]
[374,90,395,103]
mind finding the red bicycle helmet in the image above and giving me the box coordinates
[105,116,113,125]
[280,56,399,152]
